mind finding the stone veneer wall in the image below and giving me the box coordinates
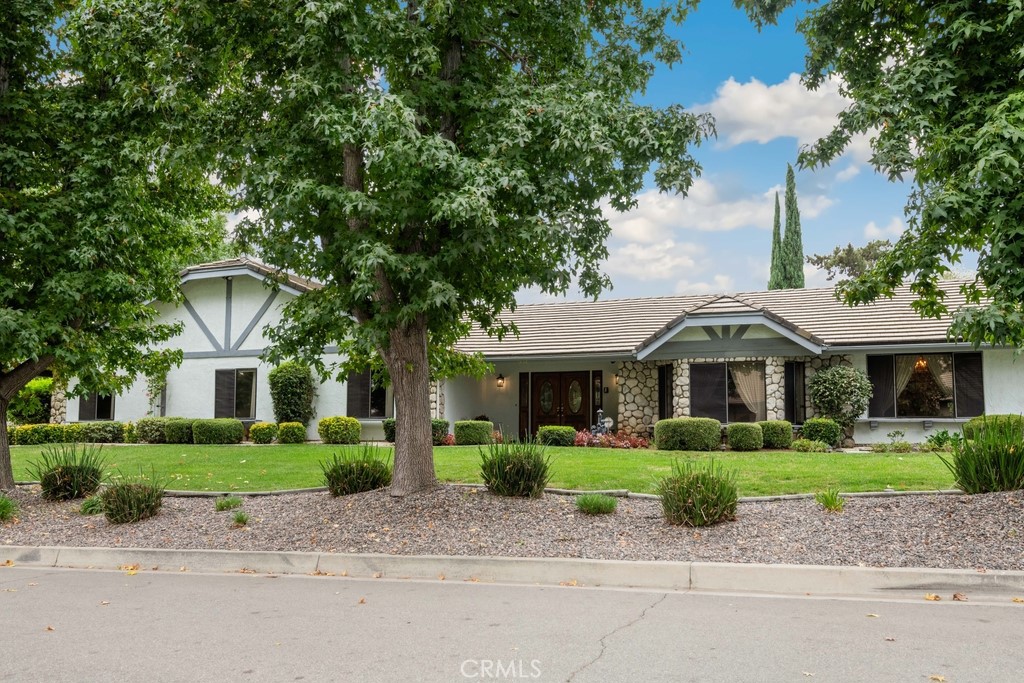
[49,384,67,424]
[616,361,659,436]
[803,354,852,419]
[429,379,445,419]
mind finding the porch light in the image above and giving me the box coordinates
[496,374,505,388]
[914,356,928,371]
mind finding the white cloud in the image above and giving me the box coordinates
[836,164,861,183]
[604,240,705,281]
[864,217,904,240]
[803,263,832,290]
[605,180,834,237]
[697,73,874,165]
[674,274,734,295]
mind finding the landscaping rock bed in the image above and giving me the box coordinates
[2,485,1023,570]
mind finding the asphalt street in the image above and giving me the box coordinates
[1,565,1021,682]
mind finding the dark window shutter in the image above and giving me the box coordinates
[214,370,236,419]
[79,393,98,421]
[867,355,896,418]
[347,369,370,419]
[658,365,674,421]
[954,353,984,417]
[784,361,806,424]
[690,362,727,423]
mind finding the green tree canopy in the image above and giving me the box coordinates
[0,0,224,488]
[807,240,892,282]
[93,0,716,495]
[737,0,1024,346]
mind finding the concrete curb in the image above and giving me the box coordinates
[3,545,1022,598]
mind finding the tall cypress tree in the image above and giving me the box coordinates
[767,192,785,289]
[781,164,805,288]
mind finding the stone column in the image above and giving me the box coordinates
[616,361,657,436]
[672,359,689,417]
[49,383,67,424]
[765,356,786,421]
[428,380,446,419]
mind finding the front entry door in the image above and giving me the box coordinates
[531,372,590,434]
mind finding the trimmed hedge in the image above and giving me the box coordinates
[78,421,125,444]
[318,416,360,444]
[537,425,576,447]
[727,423,763,451]
[192,418,244,444]
[11,423,65,445]
[962,414,1024,440]
[249,422,278,444]
[654,417,721,451]
[164,418,195,444]
[382,418,397,442]
[454,420,493,445]
[801,418,843,447]
[122,422,138,444]
[135,417,171,444]
[278,422,306,444]
[268,361,317,426]
[792,438,830,453]
[431,419,449,446]
[758,420,793,449]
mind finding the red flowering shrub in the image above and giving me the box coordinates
[491,430,504,444]
[573,430,649,449]
[441,433,456,446]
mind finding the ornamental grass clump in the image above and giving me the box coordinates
[100,473,165,524]
[28,443,105,501]
[939,417,1024,494]
[320,446,392,496]
[80,495,104,516]
[657,459,738,527]
[814,487,845,513]
[479,439,551,498]
[575,493,618,515]
[0,494,18,522]
[215,496,243,512]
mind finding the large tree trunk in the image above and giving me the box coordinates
[381,315,436,497]
[0,397,13,490]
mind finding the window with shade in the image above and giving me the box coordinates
[347,369,387,419]
[866,353,983,418]
[690,361,766,423]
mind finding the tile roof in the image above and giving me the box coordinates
[456,281,974,358]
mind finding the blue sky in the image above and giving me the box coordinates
[523,2,918,302]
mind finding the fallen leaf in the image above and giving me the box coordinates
[866,613,879,618]
[924,593,942,601]
[801,673,814,678]
[885,637,895,642]
[372,572,382,579]
[560,579,579,587]
[239,568,256,574]
[2,588,17,593]
[99,601,110,606]
[45,626,54,632]
[27,582,37,587]
[1012,597,1024,604]
[358,597,366,604]
[437,574,446,581]
[2,560,14,567]
[119,564,139,572]
[952,593,967,602]
[929,676,946,682]
[179,566,188,572]
[125,570,137,576]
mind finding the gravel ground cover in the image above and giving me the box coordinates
[2,485,1022,570]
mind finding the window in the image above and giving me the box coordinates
[867,353,983,418]
[79,393,114,421]
[657,365,674,421]
[347,369,387,419]
[690,361,766,423]
[215,369,257,420]
[784,361,806,424]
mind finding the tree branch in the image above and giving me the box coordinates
[0,355,55,402]
[470,38,534,78]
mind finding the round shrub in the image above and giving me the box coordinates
[726,423,763,451]
[807,365,872,430]
[537,425,576,447]
[164,418,195,444]
[318,416,360,444]
[454,420,493,445]
[962,414,1024,440]
[192,418,244,444]
[320,447,392,496]
[249,422,279,444]
[758,420,793,449]
[101,478,164,524]
[654,417,721,451]
[576,493,618,515]
[480,440,551,497]
[28,443,105,501]
[382,418,397,442]
[792,438,830,453]
[268,361,317,426]
[431,419,449,446]
[135,417,171,444]
[801,417,843,447]
[657,459,738,526]
[278,422,306,444]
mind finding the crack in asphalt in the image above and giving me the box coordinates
[565,592,668,682]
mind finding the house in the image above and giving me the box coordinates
[66,258,1023,444]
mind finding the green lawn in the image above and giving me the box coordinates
[9,443,956,496]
